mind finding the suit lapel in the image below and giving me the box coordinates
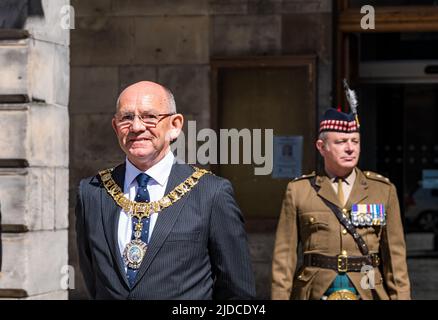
[315,174,343,208]
[345,168,369,210]
[100,163,130,288]
[132,163,192,288]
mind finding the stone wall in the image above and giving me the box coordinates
[0,0,70,299]
[69,0,333,299]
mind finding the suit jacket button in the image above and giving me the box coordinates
[342,229,347,235]
[309,217,315,223]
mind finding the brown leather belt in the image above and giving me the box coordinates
[303,253,380,272]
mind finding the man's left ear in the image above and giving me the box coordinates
[168,114,184,141]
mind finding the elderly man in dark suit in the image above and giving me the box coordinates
[75,81,256,299]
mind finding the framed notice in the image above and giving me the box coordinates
[272,136,303,179]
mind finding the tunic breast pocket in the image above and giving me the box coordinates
[299,212,330,251]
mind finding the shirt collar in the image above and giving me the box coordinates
[125,150,175,188]
[344,168,357,186]
[326,167,357,185]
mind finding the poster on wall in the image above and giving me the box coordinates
[272,135,303,179]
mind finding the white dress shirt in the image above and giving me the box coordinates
[117,150,175,259]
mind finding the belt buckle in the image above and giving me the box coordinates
[337,253,348,272]
[327,289,359,300]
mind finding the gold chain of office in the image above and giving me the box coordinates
[98,166,211,220]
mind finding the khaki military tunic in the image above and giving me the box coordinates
[271,168,411,300]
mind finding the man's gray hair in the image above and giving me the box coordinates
[318,131,328,142]
[164,87,176,113]
[317,131,329,149]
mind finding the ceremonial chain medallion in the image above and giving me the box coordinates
[123,221,148,269]
[99,166,210,269]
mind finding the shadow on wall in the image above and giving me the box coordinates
[0,0,43,28]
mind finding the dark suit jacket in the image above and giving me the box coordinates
[75,162,256,299]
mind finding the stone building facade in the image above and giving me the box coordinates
[0,0,70,299]
[1,0,435,301]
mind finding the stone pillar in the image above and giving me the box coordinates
[0,0,70,299]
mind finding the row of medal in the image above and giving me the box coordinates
[350,204,386,226]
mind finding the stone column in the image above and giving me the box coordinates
[0,0,70,299]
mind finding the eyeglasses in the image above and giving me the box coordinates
[115,112,175,127]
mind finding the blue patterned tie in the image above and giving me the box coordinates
[126,173,150,287]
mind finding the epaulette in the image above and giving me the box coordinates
[292,171,316,182]
[363,171,391,184]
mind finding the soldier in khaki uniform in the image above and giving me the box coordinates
[271,108,411,300]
